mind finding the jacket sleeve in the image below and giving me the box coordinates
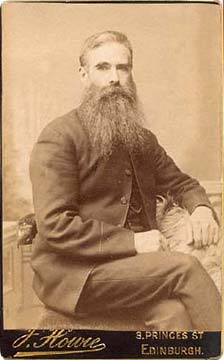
[153,135,213,214]
[30,126,136,261]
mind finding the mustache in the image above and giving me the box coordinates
[99,83,136,99]
[83,81,137,104]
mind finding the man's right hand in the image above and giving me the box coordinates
[134,230,170,253]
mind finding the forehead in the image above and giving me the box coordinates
[86,42,131,67]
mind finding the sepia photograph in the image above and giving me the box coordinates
[2,0,222,346]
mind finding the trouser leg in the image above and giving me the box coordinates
[75,252,221,331]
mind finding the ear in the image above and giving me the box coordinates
[79,66,89,85]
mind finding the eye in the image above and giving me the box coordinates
[117,64,130,72]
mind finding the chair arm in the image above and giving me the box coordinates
[17,213,37,246]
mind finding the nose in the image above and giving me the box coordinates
[109,67,120,85]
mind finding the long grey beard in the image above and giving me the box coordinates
[78,81,146,159]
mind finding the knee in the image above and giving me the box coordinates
[177,253,202,274]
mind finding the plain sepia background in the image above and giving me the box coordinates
[2,2,222,221]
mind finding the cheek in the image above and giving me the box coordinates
[88,71,108,87]
[119,72,132,85]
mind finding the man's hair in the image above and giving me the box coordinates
[79,30,133,67]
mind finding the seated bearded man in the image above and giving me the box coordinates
[30,31,221,331]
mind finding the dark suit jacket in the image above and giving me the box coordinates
[30,108,212,316]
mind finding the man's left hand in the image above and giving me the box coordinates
[189,206,219,249]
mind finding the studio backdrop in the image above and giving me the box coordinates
[3,2,222,220]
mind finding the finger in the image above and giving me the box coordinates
[208,224,218,245]
[213,226,219,245]
[201,223,209,247]
[192,223,202,249]
[207,224,213,246]
[186,222,193,245]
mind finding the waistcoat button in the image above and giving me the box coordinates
[125,169,132,176]
[120,196,128,205]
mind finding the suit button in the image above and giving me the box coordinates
[125,169,132,176]
[120,196,128,205]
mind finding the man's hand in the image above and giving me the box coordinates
[189,206,219,249]
[134,230,169,253]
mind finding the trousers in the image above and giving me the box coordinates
[75,252,221,331]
